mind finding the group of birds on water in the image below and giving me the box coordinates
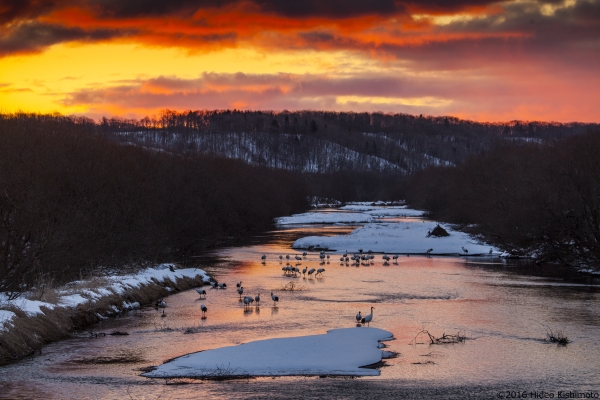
[154,245,493,328]
[184,279,280,319]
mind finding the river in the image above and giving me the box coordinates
[1,220,599,399]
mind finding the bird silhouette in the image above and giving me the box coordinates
[200,304,207,318]
[316,268,325,276]
[271,292,279,306]
[236,281,242,288]
[255,293,260,306]
[361,307,374,326]
[356,311,362,324]
[462,246,468,254]
[237,286,244,298]
[307,268,316,277]
[195,288,206,298]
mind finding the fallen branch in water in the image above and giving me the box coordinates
[280,282,304,291]
[412,329,466,345]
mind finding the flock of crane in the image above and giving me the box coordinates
[157,247,479,326]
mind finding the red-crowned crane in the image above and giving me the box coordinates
[243,296,254,308]
[200,304,207,318]
[361,307,374,326]
[316,268,325,277]
[302,266,308,276]
[271,292,279,306]
[195,288,206,298]
[356,311,362,324]
[255,293,260,306]
[307,268,316,277]
[218,283,227,289]
[237,286,244,298]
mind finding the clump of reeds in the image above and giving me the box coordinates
[546,329,569,346]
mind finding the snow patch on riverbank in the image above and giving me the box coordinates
[144,327,393,378]
[0,265,210,320]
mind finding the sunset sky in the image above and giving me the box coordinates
[1,0,599,122]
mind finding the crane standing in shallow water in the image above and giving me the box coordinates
[271,292,279,306]
[361,307,374,326]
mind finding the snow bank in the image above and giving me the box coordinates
[0,265,210,318]
[0,310,16,332]
[144,327,393,378]
[293,220,498,255]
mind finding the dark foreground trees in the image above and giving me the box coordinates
[406,132,600,267]
[0,113,308,295]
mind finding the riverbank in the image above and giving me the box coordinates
[0,264,210,365]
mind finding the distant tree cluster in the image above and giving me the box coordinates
[0,113,308,295]
[406,132,600,267]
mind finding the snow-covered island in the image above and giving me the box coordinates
[279,205,500,256]
[144,327,394,378]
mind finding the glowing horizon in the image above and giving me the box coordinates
[1,0,599,123]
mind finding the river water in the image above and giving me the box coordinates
[1,220,599,399]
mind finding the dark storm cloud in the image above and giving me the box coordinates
[0,0,62,24]
[0,21,135,56]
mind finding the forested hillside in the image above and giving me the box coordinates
[99,110,598,175]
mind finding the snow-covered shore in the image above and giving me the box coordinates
[144,327,394,378]
[0,264,210,364]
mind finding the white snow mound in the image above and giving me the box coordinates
[144,327,393,378]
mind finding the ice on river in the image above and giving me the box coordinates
[276,206,423,225]
[293,220,498,255]
[144,327,393,378]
